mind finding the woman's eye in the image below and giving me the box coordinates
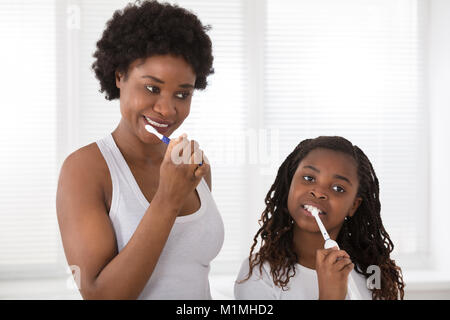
[175,92,191,99]
[333,185,345,193]
[146,85,160,94]
[303,175,314,182]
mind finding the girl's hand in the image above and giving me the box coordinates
[315,247,354,300]
[154,134,210,215]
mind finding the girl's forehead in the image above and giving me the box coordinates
[297,148,359,180]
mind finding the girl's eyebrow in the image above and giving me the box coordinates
[303,165,353,186]
[141,75,194,89]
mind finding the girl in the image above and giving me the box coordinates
[234,136,404,300]
[56,1,224,299]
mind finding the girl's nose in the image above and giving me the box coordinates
[310,190,328,200]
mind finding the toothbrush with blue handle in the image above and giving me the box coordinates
[307,205,362,300]
[145,124,203,165]
[145,124,171,144]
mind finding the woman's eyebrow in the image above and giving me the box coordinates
[303,165,353,186]
[141,75,194,89]
[142,75,164,83]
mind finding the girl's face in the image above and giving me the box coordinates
[287,148,362,236]
[115,54,196,144]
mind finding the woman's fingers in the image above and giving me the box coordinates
[166,134,208,179]
[167,134,189,163]
[194,159,210,179]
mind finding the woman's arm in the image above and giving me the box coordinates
[56,149,178,299]
[56,136,209,299]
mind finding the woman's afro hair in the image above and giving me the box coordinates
[91,0,214,100]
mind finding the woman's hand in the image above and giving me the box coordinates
[316,246,354,300]
[154,134,210,215]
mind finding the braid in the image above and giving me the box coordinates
[241,136,405,299]
[337,146,404,299]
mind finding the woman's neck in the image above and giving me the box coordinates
[112,119,166,168]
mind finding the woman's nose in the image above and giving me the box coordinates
[153,95,176,117]
[310,190,328,200]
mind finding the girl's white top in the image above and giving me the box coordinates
[234,257,373,300]
[96,133,224,299]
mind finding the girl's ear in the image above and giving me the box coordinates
[348,197,362,218]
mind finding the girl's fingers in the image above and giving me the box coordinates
[315,248,329,266]
[334,258,353,272]
[345,263,355,274]
[324,249,350,265]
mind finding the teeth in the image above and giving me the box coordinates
[303,204,323,215]
[145,116,168,128]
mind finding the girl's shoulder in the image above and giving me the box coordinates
[236,255,272,280]
[234,256,281,299]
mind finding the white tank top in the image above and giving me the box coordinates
[96,133,225,299]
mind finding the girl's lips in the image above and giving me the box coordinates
[143,116,171,135]
[301,206,313,217]
[301,206,327,218]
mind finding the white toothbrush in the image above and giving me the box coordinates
[145,124,171,144]
[306,205,363,300]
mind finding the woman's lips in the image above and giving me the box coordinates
[143,116,170,135]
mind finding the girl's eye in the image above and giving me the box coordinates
[303,175,314,182]
[146,85,160,94]
[175,92,191,100]
[333,185,345,193]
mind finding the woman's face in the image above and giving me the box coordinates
[115,54,196,144]
[287,148,362,236]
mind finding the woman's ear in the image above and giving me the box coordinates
[115,70,123,89]
[348,197,362,218]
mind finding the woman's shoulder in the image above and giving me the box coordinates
[60,142,110,194]
[63,142,107,173]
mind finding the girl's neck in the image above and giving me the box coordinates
[292,226,335,270]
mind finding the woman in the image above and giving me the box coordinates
[56,0,224,300]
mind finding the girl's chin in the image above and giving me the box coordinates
[292,216,323,233]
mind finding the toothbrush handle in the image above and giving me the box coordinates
[324,239,362,300]
[162,136,171,145]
